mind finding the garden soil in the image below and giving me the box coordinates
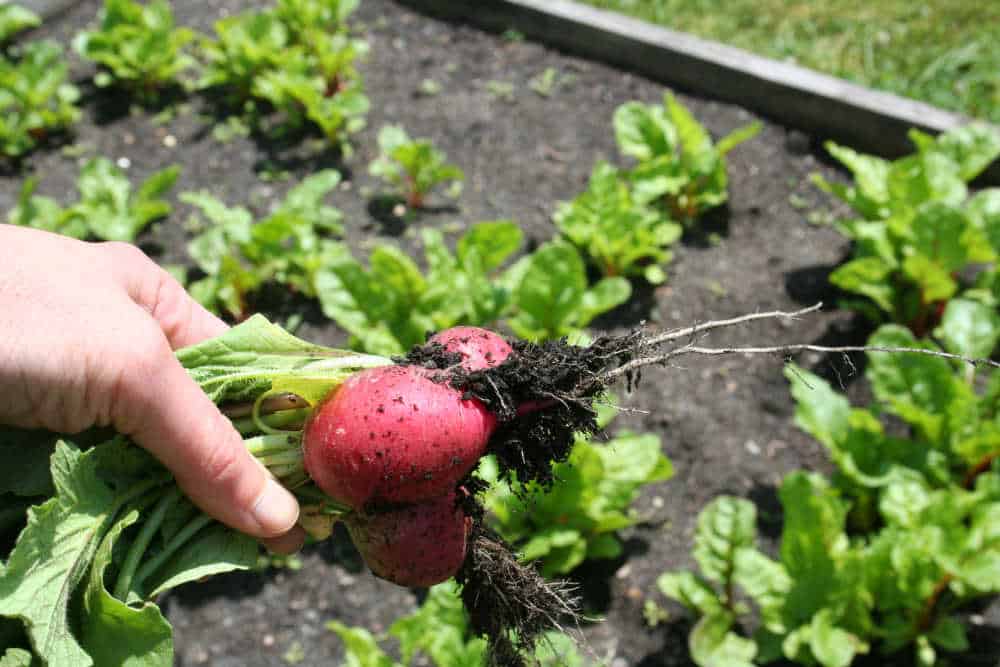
[2,0,998,665]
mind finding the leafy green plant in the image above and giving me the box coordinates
[0,41,80,159]
[658,330,1000,667]
[482,405,672,576]
[613,92,760,226]
[7,157,178,242]
[182,170,344,320]
[199,0,368,150]
[327,581,586,667]
[814,125,1000,337]
[555,161,682,284]
[504,240,631,342]
[315,220,523,355]
[0,3,40,45]
[369,125,464,208]
[74,0,197,101]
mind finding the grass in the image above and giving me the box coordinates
[579,0,1000,124]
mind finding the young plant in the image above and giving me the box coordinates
[369,125,464,208]
[328,581,586,666]
[503,240,631,342]
[554,161,682,284]
[182,169,344,319]
[7,158,178,242]
[315,220,523,355]
[482,405,673,576]
[0,3,40,46]
[814,125,1000,336]
[199,2,368,150]
[74,0,197,101]
[0,41,80,159]
[613,92,760,226]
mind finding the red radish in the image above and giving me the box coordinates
[303,364,497,509]
[346,490,471,587]
[429,326,513,371]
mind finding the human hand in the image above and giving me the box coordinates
[0,225,305,553]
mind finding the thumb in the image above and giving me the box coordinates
[123,346,301,540]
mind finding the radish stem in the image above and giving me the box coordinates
[132,513,214,592]
[114,488,182,601]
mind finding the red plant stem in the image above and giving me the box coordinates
[915,573,954,634]
[963,452,998,489]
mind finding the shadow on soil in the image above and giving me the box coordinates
[570,535,651,616]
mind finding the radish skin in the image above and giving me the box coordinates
[346,490,471,587]
[303,365,496,509]
[429,327,513,370]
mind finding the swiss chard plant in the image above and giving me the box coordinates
[0,3,40,46]
[315,220,523,355]
[481,404,673,577]
[813,125,1000,338]
[181,170,345,320]
[554,161,682,284]
[199,0,368,151]
[369,125,464,209]
[0,40,81,160]
[7,157,178,242]
[327,580,586,666]
[74,0,197,102]
[657,328,1000,667]
[503,240,632,343]
[613,92,760,226]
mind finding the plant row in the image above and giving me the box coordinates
[655,126,1000,667]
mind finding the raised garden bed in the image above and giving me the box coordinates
[2,1,998,665]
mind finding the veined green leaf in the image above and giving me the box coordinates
[693,497,756,585]
[688,612,756,667]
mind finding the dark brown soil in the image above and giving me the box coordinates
[3,1,998,666]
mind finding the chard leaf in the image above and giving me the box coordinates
[658,571,723,616]
[828,257,896,314]
[866,325,972,442]
[0,4,40,44]
[966,188,1000,251]
[808,609,861,667]
[822,142,891,214]
[613,100,676,162]
[784,364,850,450]
[693,497,756,585]
[389,581,486,666]
[79,509,172,666]
[0,649,32,667]
[456,220,522,273]
[688,612,756,667]
[733,549,790,630]
[934,298,1000,359]
[778,473,849,624]
[928,616,969,652]
[918,124,1000,182]
[327,621,399,667]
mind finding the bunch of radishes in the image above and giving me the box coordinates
[301,326,520,586]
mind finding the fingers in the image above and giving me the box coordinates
[99,241,229,349]
[118,336,300,540]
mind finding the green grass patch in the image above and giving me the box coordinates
[580,0,1000,123]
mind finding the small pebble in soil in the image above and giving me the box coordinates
[392,203,406,217]
[745,440,761,455]
[117,157,131,169]
[164,134,177,148]
[262,634,275,647]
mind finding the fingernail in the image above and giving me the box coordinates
[252,478,300,536]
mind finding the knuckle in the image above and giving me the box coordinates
[149,271,194,345]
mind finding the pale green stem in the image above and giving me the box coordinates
[114,487,182,601]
